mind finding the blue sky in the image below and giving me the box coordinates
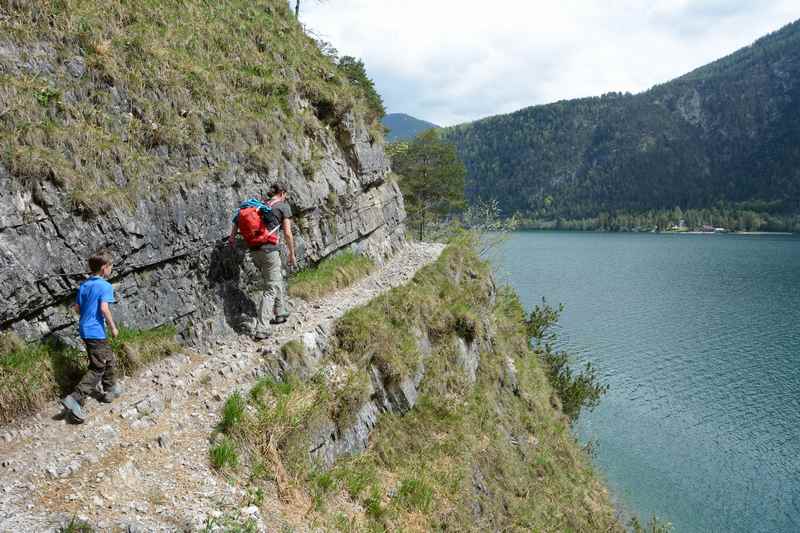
[299,1,800,126]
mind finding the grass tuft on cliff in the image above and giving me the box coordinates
[0,325,178,423]
[288,251,375,300]
[0,0,382,211]
[211,235,621,531]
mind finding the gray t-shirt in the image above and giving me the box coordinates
[259,200,292,253]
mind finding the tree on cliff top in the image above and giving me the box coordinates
[392,130,466,240]
[337,55,386,122]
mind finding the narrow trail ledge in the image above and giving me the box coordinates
[0,242,445,532]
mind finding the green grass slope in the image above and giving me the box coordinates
[0,0,381,211]
[211,237,622,532]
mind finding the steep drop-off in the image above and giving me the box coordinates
[0,1,405,343]
[211,239,621,531]
[444,20,800,219]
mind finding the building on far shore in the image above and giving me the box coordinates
[701,224,728,233]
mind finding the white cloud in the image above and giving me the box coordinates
[299,0,800,126]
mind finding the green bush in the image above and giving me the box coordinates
[210,437,239,471]
[526,301,608,421]
[220,392,246,433]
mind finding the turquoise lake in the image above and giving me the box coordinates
[489,231,800,533]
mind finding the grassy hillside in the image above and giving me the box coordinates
[0,0,381,211]
[212,237,622,531]
[443,20,800,222]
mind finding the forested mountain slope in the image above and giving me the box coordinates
[444,20,800,220]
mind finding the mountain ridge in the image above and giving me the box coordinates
[382,112,439,141]
[443,19,800,221]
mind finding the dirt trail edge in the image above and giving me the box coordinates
[0,241,445,532]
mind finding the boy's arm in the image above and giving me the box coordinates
[100,302,118,338]
[71,304,80,314]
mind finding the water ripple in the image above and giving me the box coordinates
[492,232,800,533]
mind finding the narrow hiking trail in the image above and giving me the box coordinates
[0,242,444,532]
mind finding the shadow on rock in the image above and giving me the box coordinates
[207,241,257,333]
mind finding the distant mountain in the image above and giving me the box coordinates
[382,113,439,142]
[443,20,800,220]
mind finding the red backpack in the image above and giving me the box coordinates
[237,200,280,248]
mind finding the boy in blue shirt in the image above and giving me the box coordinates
[61,251,120,423]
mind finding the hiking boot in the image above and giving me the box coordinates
[61,395,87,423]
[100,384,123,403]
[252,330,270,341]
[270,315,289,325]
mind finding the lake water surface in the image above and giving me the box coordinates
[490,231,800,533]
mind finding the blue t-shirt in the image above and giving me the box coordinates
[76,276,115,340]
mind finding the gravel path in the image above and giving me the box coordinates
[0,242,444,532]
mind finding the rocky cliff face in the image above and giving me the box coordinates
[0,2,406,344]
[0,114,405,343]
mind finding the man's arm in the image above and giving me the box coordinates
[71,304,80,314]
[100,302,119,338]
[282,217,296,267]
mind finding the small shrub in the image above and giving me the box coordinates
[396,478,433,512]
[526,302,608,421]
[245,486,265,507]
[526,300,563,342]
[33,87,60,107]
[538,346,608,421]
[311,470,336,510]
[333,460,378,499]
[210,437,239,470]
[58,517,94,533]
[220,392,246,433]
[316,471,335,492]
[250,377,293,402]
[364,486,386,521]
[450,302,480,343]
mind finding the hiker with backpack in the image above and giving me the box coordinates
[228,182,296,340]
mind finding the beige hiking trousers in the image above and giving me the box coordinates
[250,248,288,334]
